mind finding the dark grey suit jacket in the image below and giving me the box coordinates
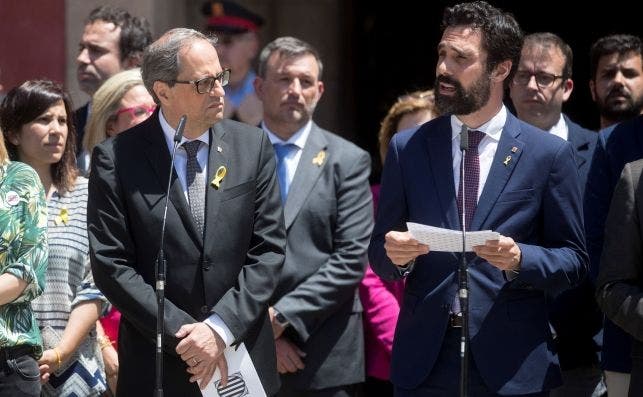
[88,112,286,396]
[269,123,373,392]
[597,158,643,395]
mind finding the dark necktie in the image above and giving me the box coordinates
[183,140,205,234]
[456,130,486,231]
[274,143,298,203]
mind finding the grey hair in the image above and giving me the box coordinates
[142,28,218,103]
[257,36,323,79]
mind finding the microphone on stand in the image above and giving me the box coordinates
[155,114,187,397]
[458,123,470,397]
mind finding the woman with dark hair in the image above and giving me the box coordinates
[0,123,48,396]
[0,80,107,396]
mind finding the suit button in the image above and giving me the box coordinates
[202,260,211,271]
[201,306,209,314]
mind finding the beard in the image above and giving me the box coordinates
[598,87,643,124]
[435,73,492,115]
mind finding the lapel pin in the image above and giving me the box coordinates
[312,150,326,166]
[503,155,512,166]
[217,146,222,153]
[511,146,518,153]
[211,166,227,189]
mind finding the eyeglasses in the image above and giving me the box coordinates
[114,104,156,118]
[513,71,564,88]
[170,68,231,94]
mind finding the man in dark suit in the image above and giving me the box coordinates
[586,35,643,394]
[253,36,373,397]
[585,114,643,395]
[87,28,285,396]
[509,32,603,396]
[596,158,643,397]
[74,6,152,158]
[369,2,587,396]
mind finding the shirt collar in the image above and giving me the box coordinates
[262,120,312,149]
[159,109,210,146]
[450,105,507,142]
[548,114,567,135]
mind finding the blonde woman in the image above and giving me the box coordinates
[79,69,155,174]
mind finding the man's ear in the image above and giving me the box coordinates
[153,81,171,106]
[589,80,597,101]
[253,77,264,99]
[491,60,512,83]
[562,78,574,102]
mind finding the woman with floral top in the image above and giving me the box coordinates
[1,80,107,396]
[0,125,48,395]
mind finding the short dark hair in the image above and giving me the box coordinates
[523,32,573,79]
[590,34,642,79]
[258,36,324,80]
[0,80,78,194]
[87,5,153,63]
[441,1,523,83]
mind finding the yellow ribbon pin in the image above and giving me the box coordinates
[55,207,69,225]
[211,166,227,189]
[312,150,326,166]
[503,155,512,166]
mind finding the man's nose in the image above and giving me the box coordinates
[77,47,90,64]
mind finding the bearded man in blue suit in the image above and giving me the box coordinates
[368,2,588,396]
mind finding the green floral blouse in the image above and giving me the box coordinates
[0,161,48,356]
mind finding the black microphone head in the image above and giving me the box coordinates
[460,124,468,151]
[174,115,188,142]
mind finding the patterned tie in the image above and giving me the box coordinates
[183,140,205,235]
[456,130,486,231]
[452,130,485,315]
[274,143,298,203]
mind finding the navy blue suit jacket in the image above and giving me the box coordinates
[585,114,643,373]
[548,115,600,370]
[369,112,587,394]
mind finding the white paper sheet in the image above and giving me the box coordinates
[406,222,500,252]
[200,342,266,397]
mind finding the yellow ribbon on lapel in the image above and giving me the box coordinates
[54,207,69,225]
[312,150,326,166]
[211,166,227,189]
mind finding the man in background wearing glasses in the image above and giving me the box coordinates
[87,28,286,396]
[509,32,604,397]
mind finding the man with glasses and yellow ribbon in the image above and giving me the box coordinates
[87,28,286,396]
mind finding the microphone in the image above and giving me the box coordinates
[458,122,470,396]
[460,123,468,151]
[173,115,187,143]
[155,114,187,397]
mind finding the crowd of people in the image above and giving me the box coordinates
[0,1,642,396]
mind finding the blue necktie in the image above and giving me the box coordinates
[274,143,298,203]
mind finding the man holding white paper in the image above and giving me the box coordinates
[368,2,587,396]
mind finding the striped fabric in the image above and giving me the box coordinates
[32,177,108,396]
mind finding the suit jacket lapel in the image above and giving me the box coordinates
[425,118,459,230]
[141,112,203,247]
[204,124,229,243]
[564,115,591,169]
[471,114,524,231]
[284,124,327,230]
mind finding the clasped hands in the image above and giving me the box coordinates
[175,322,228,390]
[384,231,521,271]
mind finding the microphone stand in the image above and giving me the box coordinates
[155,115,187,397]
[458,124,470,397]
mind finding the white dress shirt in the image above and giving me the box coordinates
[451,106,507,201]
[159,110,234,346]
[261,120,313,184]
[548,114,569,141]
